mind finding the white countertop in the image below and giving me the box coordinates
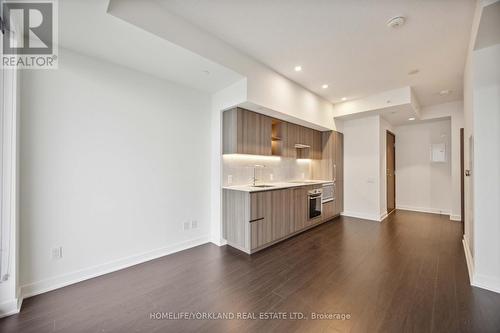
[222,180,334,192]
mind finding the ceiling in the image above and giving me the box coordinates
[335,103,418,127]
[58,0,243,93]
[156,0,475,106]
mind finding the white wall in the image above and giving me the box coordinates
[343,116,382,221]
[461,0,500,294]
[420,101,464,220]
[0,65,21,317]
[395,119,452,215]
[19,49,212,296]
[471,43,500,292]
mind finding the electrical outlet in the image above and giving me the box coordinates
[183,221,191,230]
[269,173,274,181]
[51,246,63,260]
[191,220,198,229]
[301,173,305,179]
[228,175,233,185]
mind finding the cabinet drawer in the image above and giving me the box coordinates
[322,200,335,221]
[250,218,273,250]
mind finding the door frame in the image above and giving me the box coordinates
[386,130,396,215]
[460,128,465,232]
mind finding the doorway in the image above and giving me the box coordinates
[386,131,396,214]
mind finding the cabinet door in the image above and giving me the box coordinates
[293,187,308,232]
[286,123,298,158]
[312,130,322,160]
[250,191,271,221]
[240,109,260,155]
[259,115,272,156]
[271,189,294,240]
[251,218,273,250]
[322,201,335,221]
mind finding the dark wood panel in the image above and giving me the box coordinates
[3,211,499,333]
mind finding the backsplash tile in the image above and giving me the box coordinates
[222,155,311,186]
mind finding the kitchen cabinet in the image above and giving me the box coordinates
[223,108,272,156]
[223,184,333,254]
[312,130,322,160]
[322,200,335,222]
[250,217,273,249]
[223,107,322,159]
[293,187,308,232]
[311,130,344,216]
[271,189,294,239]
[250,189,293,249]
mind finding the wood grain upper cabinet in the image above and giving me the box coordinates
[223,108,272,156]
[312,130,322,160]
[259,115,272,156]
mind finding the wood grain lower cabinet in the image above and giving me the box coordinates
[322,201,335,222]
[223,186,335,254]
[293,187,308,232]
[271,189,294,239]
[250,218,273,249]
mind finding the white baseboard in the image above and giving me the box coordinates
[0,297,22,318]
[462,237,474,284]
[20,235,210,300]
[380,211,388,221]
[450,214,462,221]
[473,274,500,294]
[341,211,382,222]
[396,205,451,216]
[211,237,227,247]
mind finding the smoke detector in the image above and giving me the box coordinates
[387,16,406,29]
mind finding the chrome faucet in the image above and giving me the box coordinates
[252,164,265,186]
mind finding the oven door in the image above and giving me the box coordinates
[309,193,322,219]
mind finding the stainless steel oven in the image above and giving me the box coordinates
[308,188,322,219]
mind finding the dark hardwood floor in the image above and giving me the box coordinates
[2,210,500,332]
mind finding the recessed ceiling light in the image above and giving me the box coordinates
[322,84,329,89]
[408,69,419,75]
[341,97,347,101]
[408,117,416,121]
[439,89,452,95]
[294,65,302,72]
[387,16,406,29]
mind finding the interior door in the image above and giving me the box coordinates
[386,131,396,214]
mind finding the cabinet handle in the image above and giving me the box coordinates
[334,164,337,181]
[249,217,264,223]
